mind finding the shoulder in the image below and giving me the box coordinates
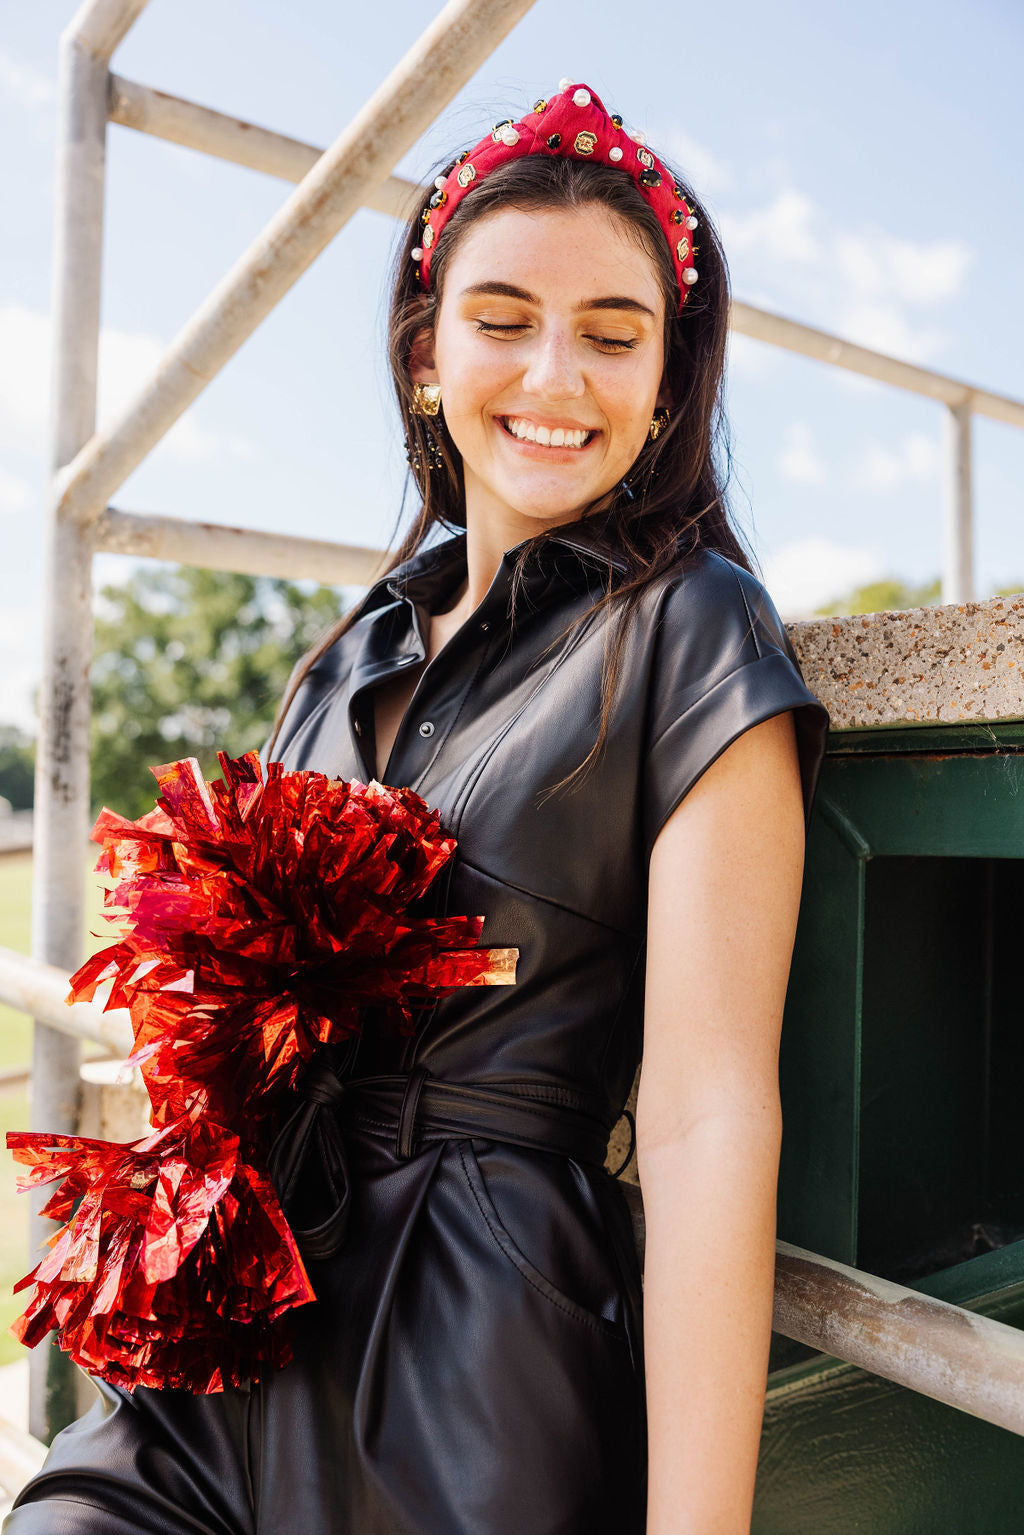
[644,546,794,682]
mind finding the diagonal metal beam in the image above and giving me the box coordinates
[55,0,538,534]
[107,73,423,221]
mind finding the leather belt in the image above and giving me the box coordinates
[266,1052,621,1265]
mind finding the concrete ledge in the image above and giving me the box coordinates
[788,591,1024,731]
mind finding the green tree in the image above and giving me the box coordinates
[814,575,942,617]
[0,726,35,809]
[814,575,1024,618]
[90,566,357,819]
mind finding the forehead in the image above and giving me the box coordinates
[442,203,666,313]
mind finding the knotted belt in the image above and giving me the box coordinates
[266,1048,632,1263]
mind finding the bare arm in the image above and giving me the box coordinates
[637,710,807,1534]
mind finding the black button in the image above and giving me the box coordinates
[418,721,435,738]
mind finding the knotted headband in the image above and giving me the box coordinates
[411,80,700,314]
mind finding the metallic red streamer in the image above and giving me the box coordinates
[7,754,516,1392]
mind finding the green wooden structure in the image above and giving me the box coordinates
[758,720,1024,1532]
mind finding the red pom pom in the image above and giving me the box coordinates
[7,755,517,1392]
[7,1114,314,1392]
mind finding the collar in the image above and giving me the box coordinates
[361,518,630,616]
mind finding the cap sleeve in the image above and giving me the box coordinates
[642,550,830,859]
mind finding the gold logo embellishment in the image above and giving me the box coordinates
[573,130,598,155]
[457,163,476,188]
[638,148,655,169]
[676,237,690,262]
[423,224,435,249]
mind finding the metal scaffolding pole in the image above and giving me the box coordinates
[53,0,538,535]
[30,0,151,1443]
[943,400,975,603]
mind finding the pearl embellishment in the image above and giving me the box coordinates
[608,146,623,161]
[686,214,699,230]
[499,125,520,146]
[558,77,574,91]
[411,247,424,262]
[572,88,591,107]
[682,267,698,285]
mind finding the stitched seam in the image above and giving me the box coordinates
[456,853,631,938]
[456,1142,626,1342]
[717,550,765,659]
[646,651,786,758]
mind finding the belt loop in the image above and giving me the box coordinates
[396,1066,430,1160]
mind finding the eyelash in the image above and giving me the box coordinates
[473,321,638,352]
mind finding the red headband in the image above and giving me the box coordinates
[412,80,699,315]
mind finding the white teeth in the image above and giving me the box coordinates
[502,417,590,449]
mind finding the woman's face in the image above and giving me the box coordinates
[414,203,668,540]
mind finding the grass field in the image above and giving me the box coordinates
[0,850,110,1367]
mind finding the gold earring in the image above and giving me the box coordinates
[412,382,442,418]
[649,407,670,441]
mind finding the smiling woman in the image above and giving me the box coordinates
[5,81,830,1535]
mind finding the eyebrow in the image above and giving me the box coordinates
[459,280,656,319]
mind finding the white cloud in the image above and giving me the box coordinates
[831,301,949,364]
[777,421,827,485]
[656,128,734,200]
[855,430,940,490]
[0,49,55,111]
[834,231,973,308]
[0,465,34,514]
[0,607,41,730]
[725,331,779,379]
[761,535,886,619]
[0,306,50,443]
[0,304,256,465]
[719,188,821,264]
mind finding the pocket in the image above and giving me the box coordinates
[457,1139,630,1345]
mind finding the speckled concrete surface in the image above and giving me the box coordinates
[787,590,1024,730]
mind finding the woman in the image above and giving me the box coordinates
[7,81,829,1534]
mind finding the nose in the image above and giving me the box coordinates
[520,323,585,401]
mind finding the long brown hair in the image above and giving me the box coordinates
[267,141,755,787]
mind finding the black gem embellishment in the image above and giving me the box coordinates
[546,133,562,148]
[533,98,548,113]
[673,182,684,199]
[428,189,447,209]
[639,168,662,188]
[610,114,623,128]
[671,208,685,224]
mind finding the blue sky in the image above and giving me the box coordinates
[0,0,1021,729]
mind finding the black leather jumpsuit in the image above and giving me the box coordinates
[5,523,830,1534]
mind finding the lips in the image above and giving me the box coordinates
[499,415,595,449]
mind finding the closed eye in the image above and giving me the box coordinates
[474,320,638,352]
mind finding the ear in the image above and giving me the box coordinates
[408,321,438,386]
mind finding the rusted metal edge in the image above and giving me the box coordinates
[773,1239,1024,1436]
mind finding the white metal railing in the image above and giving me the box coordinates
[21,0,539,1441]
[3,0,1023,1445]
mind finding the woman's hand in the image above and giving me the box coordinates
[637,710,806,1535]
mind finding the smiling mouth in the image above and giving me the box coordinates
[499,416,596,450]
